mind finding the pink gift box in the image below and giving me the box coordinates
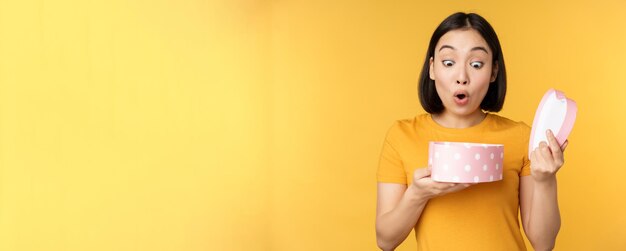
[528,89,577,157]
[429,142,504,183]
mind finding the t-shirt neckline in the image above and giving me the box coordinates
[426,112,492,134]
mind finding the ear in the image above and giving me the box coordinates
[490,61,499,83]
[429,57,435,80]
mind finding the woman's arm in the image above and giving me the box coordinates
[520,175,560,251]
[376,168,471,251]
[376,182,427,251]
[520,130,568,251]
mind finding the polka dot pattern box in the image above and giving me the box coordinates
[429,142,504,183]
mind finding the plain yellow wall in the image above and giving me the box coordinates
[1,0,625,250]
[0,0,272,250]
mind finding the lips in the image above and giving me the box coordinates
[453,90,469,106]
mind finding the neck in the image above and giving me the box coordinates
[432,109,487,129]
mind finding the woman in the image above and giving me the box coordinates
[375,12,568,251]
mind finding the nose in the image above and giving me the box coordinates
[456,68,469,85]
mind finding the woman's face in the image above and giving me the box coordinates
[429,28,498,117]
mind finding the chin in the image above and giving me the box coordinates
[447,106,480,117]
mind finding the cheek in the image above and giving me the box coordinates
[472,66,493,81]
[433,66,451,81]
[470,69,493,87]
[433,69,453,89]
[469,72,492,99]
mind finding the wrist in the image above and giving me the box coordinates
[406,183,431,204]
[534,175,557,189]
[532,171,557,183]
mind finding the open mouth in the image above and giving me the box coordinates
[454,91,469,100]
[453,91,469,105]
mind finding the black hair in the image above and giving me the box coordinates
[418,12,506,114]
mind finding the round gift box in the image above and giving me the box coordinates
[428,141,504,183]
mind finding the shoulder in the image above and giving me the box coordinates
[387,114,429,133]
[383,114,429,142]
[488,113,531,135]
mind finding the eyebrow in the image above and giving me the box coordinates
[438,45,489,54]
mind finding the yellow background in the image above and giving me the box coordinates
[0,0,624,250]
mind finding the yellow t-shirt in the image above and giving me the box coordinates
[377,113,532,250]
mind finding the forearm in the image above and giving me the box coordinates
[376,185,429,251]
[527,177,561,251]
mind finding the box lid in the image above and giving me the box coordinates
[528,89,577,157]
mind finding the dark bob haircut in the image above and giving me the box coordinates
[418,12,506,114]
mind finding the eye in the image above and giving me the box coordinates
[470,61,484,69]
[442,60,455,67]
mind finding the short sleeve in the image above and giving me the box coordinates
[520,154,531,176]
[377,122,407,184]
[519,123,532,177]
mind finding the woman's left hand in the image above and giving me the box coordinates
[529,129,569,183]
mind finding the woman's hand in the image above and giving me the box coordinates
[529,129,569,183]
[411,168,473,200]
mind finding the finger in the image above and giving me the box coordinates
[529,150,537,166]
[546,130,563,157]
[444,183,473,193]
[546,130,564,161]
[538,141,549,153]
[561,140,569,152]
[539,142,554,162]
[427,180,457,190]
[413,168,431,180]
